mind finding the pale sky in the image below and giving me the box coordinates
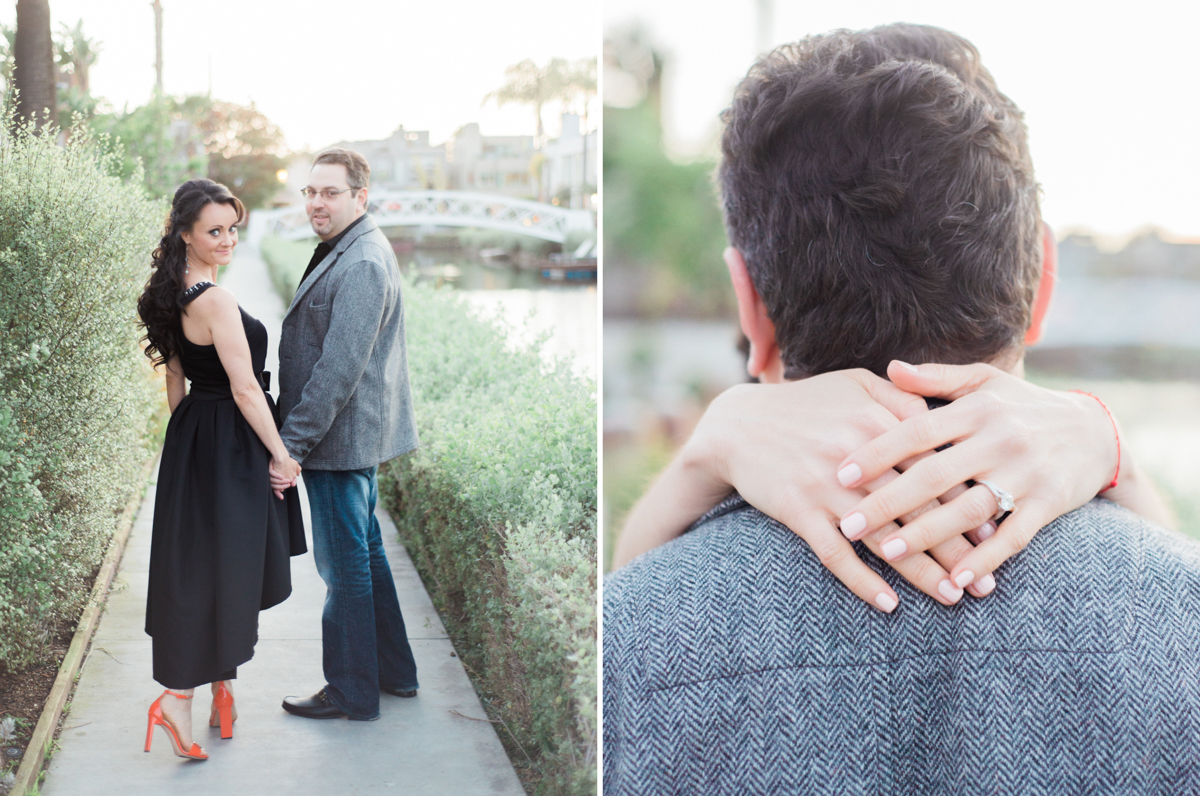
[606,0,1200,240]
[3,0,599,150]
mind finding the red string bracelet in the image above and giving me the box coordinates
[1070,390,1120,491]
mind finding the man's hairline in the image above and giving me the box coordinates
[306,163,368,193]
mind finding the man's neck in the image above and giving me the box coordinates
[762,348,1027,385]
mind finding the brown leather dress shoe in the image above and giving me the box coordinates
[281,687,348,719]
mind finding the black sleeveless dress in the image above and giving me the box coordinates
[145,282,307,689]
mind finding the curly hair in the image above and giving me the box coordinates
[718,24,1042,379]
[136,179,245,369]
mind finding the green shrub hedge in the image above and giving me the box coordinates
[260,233,315,306]
[0,121,162,672]
[379,281,596,794]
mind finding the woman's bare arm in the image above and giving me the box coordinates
[187,288,300,494]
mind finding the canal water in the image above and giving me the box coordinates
[399,248,597,381]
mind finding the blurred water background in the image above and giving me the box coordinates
[602,17,1200,570]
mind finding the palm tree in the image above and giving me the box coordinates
[485,57,570,145]
[13,0,56,129]
[563,58,597,208]
[563,57,597,129]
[486,58,577,201]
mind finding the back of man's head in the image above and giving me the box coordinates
[719,24,1042,379]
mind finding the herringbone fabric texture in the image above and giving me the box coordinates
[603,497,1200,795]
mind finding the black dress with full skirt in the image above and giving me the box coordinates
[145,282,307,689]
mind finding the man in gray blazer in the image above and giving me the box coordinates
[275,148,420,721]
[604,24,1200,793]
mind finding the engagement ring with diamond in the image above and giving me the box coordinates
[978,480,1016,520]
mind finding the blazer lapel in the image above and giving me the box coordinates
[284,215,381,319]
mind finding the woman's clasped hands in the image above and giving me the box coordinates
[832,360,1131,606]
[616,359,1152,613]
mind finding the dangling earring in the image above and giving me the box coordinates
[184,244,191,276]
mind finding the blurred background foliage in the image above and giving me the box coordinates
[603,29,732,319]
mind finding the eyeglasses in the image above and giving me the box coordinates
[301,187,356,201]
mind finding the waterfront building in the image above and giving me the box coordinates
[447,123,537,198]
[541,113,597,209]
[330,126,450,191]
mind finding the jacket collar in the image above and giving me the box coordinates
[285,214,379,317]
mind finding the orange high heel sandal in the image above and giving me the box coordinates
[209,681,236,739]
[145,690,208,760]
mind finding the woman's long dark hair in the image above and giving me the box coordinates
[137,179,245,369]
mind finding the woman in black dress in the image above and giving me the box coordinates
[137,180,306,760]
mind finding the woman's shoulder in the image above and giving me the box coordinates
[182,283,238,314]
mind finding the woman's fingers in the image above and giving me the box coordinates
[885,360,1002,402]
[845,368,930,422]
[789,512,900,613]
[841,442,996,540]
[872,483,1006,561]
[926,533,996,598]
[837,401,976,488]
[942,498,1055,591]
[890,478,997,599]
[857,523,964,606]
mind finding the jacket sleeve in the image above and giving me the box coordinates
[279,257,388,462]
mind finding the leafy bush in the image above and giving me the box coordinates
[0,119,162,672]
[378,280,596,794]
[260,233,315,305]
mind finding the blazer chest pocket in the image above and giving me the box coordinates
[304,301,331,347]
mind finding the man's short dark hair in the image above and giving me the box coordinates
[718,24,1042,378]
[313,147,371,191]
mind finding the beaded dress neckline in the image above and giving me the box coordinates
[181,281,217,305]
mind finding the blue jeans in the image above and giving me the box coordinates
[304,466,419,720]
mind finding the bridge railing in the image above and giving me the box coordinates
[248,190,594,246]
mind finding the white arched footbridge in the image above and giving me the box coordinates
[250,190,594,245]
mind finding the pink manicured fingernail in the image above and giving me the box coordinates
[837,463,862,487]
[974,574,996,595]
[896,361,920,373]
[954,570,975,589]
[976,521,997,541]
[938,579,964,601]
[881,538,906,560]
[840,512,867,538]
[875,593,898,612]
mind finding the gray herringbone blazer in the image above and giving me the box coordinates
[278,215,418,470]
[604,496,1200,795]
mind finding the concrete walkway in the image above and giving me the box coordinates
[41,246,524,795]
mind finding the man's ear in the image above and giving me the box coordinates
[1024,222,1058,346]
[356,187,370,214]
[725,247,781,381]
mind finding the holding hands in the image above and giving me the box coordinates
[269,455,301,500]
